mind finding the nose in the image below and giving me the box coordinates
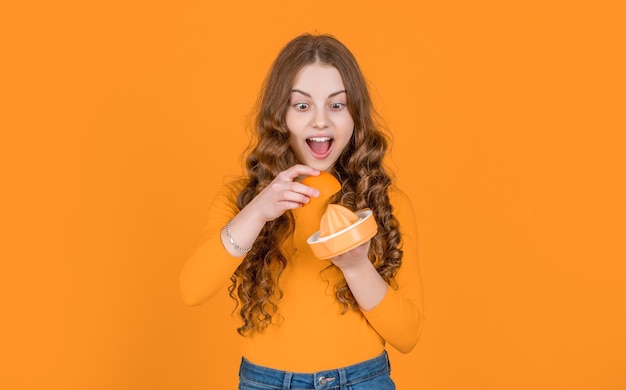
[312,109,329,129]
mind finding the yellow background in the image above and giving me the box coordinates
[2,1,625,389]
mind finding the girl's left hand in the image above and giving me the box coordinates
[330,240,372,272]
[330,239,388,311]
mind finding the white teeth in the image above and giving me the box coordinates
[307,137,332,142]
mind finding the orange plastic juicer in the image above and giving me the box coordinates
[302,172,378,260]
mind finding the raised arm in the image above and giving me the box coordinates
[179,165,320,306]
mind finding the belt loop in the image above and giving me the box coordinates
[338,367,348,389]
[282,371,293,389]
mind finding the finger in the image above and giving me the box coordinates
[282,189,311,205]
[289,181,320,198]
[280,200,307,210]
[334,240,370,258]
[281,164,320,181]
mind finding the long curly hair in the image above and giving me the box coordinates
[229,33,403,335]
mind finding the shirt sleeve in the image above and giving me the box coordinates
[361,187,425,353]
[179,180,246,306]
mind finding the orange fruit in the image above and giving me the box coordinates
[301,172,341,206]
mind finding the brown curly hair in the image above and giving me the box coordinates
[229,33,403,335]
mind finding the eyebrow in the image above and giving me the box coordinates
[291,89,347,98]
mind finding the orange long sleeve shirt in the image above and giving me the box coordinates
[180,181,424,372]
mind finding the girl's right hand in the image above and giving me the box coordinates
[251,164,321,222]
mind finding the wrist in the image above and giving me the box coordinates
[226,220,252,253]
[221,205,268,257]
[334,255,373,275]
[245,195,274,223]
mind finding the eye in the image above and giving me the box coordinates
[293,103,310,111]
[330,102,345,111]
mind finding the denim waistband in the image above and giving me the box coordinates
[239,350,391,389]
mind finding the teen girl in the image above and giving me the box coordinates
[180,33,424,389]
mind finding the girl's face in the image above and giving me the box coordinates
[286,63,354,172]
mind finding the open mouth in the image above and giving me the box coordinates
[306,137,334,159]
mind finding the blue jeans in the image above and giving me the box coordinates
[238,350,395,389]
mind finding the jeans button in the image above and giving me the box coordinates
[318,376,336,386]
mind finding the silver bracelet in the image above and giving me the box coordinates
[226,220,252,253]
